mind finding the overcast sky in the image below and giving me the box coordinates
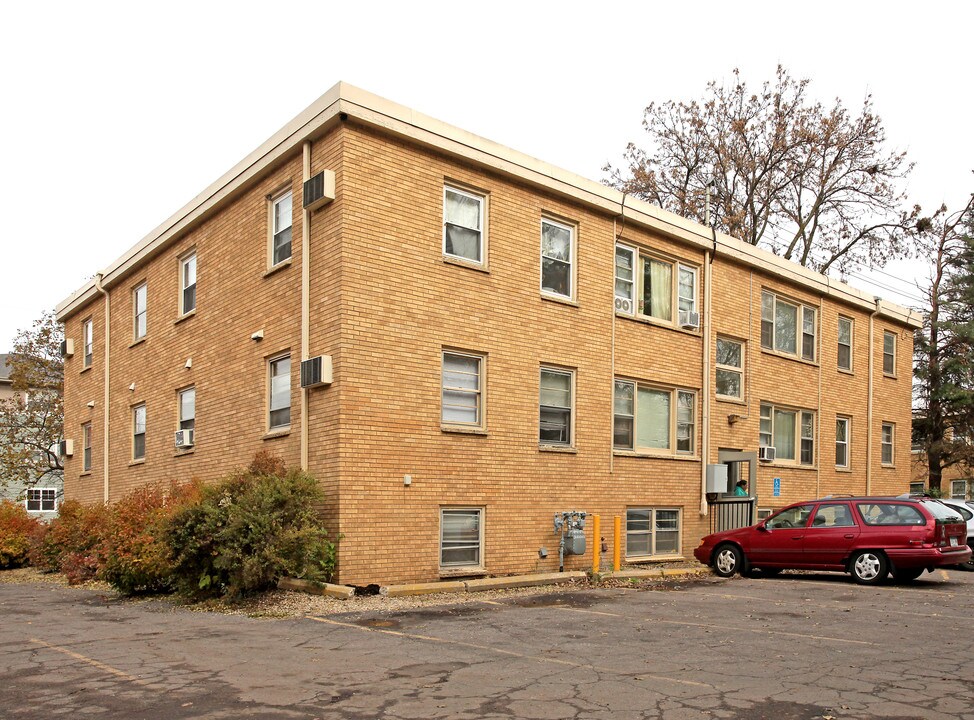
[1,1,970,350]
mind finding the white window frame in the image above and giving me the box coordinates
[539,367,574,446]
[180,251,197,316]
[442,185,485,265]
[613,379,696,456]
[82,318,93,369]
[540,218,575,300]
[626,507,682,559]
[883,331,896,376]
[837,316,853,372]
[881,422,895,466]
[761,290,816,361]
[26,488,57,513]
[614,243,636,315]
[441,351,485,429]
[270,190,293,267]
[677,264,697,315]
[715,337,744,401]
[178,386,196,433]
[835,416,851,469]
[759,402,815,465]
[133,282,147,341]
[909,481,925,495]
[268,354,291,431]
[638,255,674,323]
[132,404,146,461]
[950,480,968,499]
[82,422,92,473]
[440,507,484,570]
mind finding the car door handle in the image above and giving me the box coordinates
[844,534,855,539]
[792,536,804,540]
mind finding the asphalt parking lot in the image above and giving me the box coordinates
[2,569,973,720]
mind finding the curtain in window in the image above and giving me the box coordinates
[441,510,480,565]
[642,259,672,320]
[773,409,796,459]
[637,387,670,449]
[445,190,481,261]
[774,301,797,354]
[541,222,572,296]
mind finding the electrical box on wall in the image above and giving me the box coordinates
[706,464,729,494]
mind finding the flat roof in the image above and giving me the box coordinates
[56,82,921,329]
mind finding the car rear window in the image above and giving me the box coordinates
[943,503,973,521]
[856,503,925,526]
[920,500,965,523]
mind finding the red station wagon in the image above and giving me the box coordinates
[694,496,972,584]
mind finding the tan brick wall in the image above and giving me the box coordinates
[60,119,916,586]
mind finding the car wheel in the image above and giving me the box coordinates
[958,548,974,571]
[712,544,744,577]
[850,551,888,585]
[892,568,924,582]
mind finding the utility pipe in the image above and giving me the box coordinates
[613,516,621,572]
[592,514,601,573]
[94,273,110,504]
[301,141,311,471]
[866,298,881,495]
[700,249,712,516]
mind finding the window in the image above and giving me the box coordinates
[883,331,896,375]
[443,186,484,264]
[835,417,850,468]
[626,508,681,558]
[26,488,57,513]
[180,252,197,315]
[951,480,968,500]
[539,368,572,445]
[715,337,744,400]
[82,422,92,472]
[759,403,815,465]
[766,504,813,529]
[837,316,853,371]
[271,191,293,266]
[678,265,697,315]
[179,387,195,432]
[82,319,93,368]
[132,404,146,460]
[909,481,925,495]
[613,380,695,454]
[811,503,855,528]
[442,351,484,427]
[614,244,636,313]
[641,256,672,321]
[440,508,483,568]
[857,502,923,526]
[761,291,816,360]
[540,218,574,299]
[881,422,895,465]
[133,282,147,341]
[268,355,291,430]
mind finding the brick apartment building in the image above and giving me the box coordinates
[56,83,921,585]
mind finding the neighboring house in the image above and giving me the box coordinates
[55,83,921,585]
[911,416,972,499]
[0,353,62,520]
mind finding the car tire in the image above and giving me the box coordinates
[712,544,744,578]
[892,568,924,582]
[849,550,888,585]
[958,547,974,571]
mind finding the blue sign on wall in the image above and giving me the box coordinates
[773,477,781,497]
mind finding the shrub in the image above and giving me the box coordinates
[29,500,110,583]
[0,500,40,569]
[99,481,201,594]
[166,457,337,598]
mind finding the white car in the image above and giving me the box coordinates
[938,499,974,571]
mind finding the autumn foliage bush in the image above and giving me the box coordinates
[0,500,40,568]
[29,500,111,583]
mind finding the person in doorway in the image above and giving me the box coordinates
[734,479,748,496]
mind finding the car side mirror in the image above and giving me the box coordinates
[758,523,770,533]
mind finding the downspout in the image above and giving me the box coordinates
[816,296,824,498]
[866,297,881,495]
[94,273,110,504]
[301,141,311,471]
[700,244,713,516]
[610,218,617,476]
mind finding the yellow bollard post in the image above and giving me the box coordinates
[592,514,601,574]
[614,516,621,572]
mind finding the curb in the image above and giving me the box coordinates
[381,581,466,597]
[278,577,355,599]
[603,567,709,580]
[464,571,587,593]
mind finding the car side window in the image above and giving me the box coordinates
[811,503,856,528]
[857,503,925,526]
[766,505,813,529]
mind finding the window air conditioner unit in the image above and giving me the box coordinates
[60,339,75,358]
[758,446,776,462]
[302,170,336,212]
[174,430,195,449]
[679,310,700,329]
[614,296,634,315]
[300,355,333,388]
[59,439,74,458]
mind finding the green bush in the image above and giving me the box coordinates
[0,500,41,568]
[99,481,201,594]
[166,456,337,598]
[29,499,110,583]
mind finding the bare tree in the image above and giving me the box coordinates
[0,312,64,491]
[606,66,919,273]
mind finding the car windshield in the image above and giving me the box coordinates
[922,500,964,523]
